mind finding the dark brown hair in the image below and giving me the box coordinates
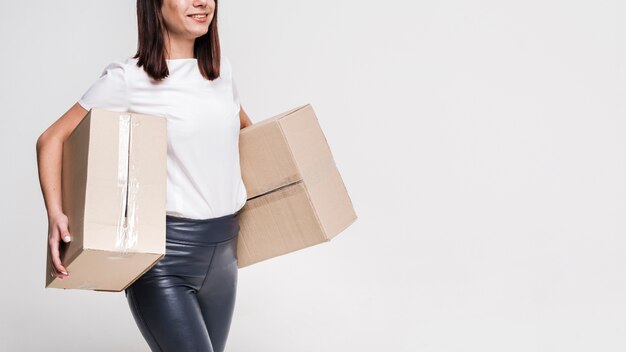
[134,0,221,81]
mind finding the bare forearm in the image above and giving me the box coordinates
[36,136,64,220]
[40,103,87,278]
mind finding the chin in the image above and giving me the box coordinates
[190,28,210,38]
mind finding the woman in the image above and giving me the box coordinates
[35,0,252,351]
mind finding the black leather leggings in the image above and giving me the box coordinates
[124,212,240,352]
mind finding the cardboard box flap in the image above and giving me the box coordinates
[239,117,302,199]
[240,104,310,134]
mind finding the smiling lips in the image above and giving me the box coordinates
[188,13,209,23]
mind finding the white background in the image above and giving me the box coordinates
[1,0,626,351]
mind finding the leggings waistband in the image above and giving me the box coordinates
[165,211,241,245]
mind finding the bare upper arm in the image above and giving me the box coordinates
[37,102,89,145]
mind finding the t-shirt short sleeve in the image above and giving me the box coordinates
[78,60,129,112]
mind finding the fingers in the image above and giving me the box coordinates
[47,214,72,280]
[49,239,69,279]
[48,236,70,280]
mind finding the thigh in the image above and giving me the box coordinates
[126,279,215,352]
[196,236,239,352]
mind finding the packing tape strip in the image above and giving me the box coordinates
[115,114,139,252]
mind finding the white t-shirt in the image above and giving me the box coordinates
[78,56,247,220]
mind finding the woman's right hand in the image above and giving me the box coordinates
[48,212,72,280]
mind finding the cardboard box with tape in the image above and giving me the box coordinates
[45,109,167,291]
